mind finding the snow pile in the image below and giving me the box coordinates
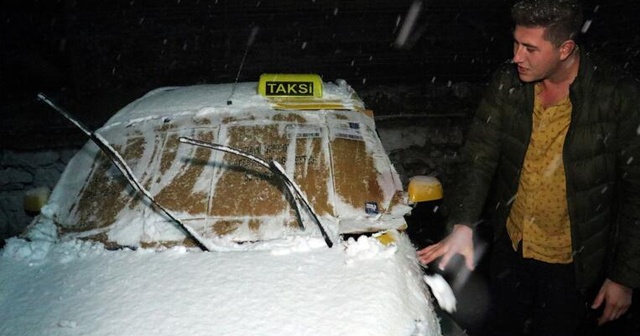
[344,233,398,263]
[0,224,442,336]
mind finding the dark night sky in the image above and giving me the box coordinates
[1,0,639,149]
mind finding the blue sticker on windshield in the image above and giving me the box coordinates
[365,202,379,215]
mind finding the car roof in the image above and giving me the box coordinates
[104,80,364,126]
[48,79,409,249]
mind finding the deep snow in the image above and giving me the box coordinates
[1,221,442,336]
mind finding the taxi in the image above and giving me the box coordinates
[33,74,443,250]
[5,74,449,336]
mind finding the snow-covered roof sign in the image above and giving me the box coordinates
[258,73,323,98]
[47,77,411,249]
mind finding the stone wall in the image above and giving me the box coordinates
[0,149,77,241]
[377,117,465,188]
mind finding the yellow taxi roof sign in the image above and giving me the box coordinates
[259,74,323,98]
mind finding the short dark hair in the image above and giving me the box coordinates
[511,0,584,46]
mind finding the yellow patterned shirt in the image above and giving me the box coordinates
[506,83,573,264]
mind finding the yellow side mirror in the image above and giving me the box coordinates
[374,231,396,246]
[407,176,443,203]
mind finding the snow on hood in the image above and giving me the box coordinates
[0,223,442,336]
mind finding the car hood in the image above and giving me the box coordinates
[0,223,442,336]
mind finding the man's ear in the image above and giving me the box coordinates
[559,40,577,60]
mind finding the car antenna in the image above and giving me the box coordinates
[227,25,259,105]
[36,93,214,252]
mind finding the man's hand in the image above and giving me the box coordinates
[416,224,475,271]
[591,278,633,326]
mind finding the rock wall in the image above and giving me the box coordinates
[0,149,77,242]
[377,118,465,187]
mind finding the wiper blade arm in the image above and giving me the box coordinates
[179,137,334,248]
[37,93,212,252]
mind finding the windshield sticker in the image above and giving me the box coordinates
[331,122,364,141]
[286,125,323,139]
[365,201,379,215]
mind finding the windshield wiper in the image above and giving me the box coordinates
[179,137,334,248]
[37,93,213,252]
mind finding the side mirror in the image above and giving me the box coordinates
[405,176,445,248]
[407,176,443,203]
[23,187,50,214]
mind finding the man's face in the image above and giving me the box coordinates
[512,25,563,82]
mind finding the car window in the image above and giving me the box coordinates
[54,109,404,246]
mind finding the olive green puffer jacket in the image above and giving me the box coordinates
[446,50,640,290]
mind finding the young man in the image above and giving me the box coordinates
[417,0,640,335]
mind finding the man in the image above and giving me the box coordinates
[417,0,640,335]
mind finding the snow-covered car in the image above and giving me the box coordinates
[1,74,445,336]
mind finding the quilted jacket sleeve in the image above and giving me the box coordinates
[444,66,511,229]
[610,76,640,289]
